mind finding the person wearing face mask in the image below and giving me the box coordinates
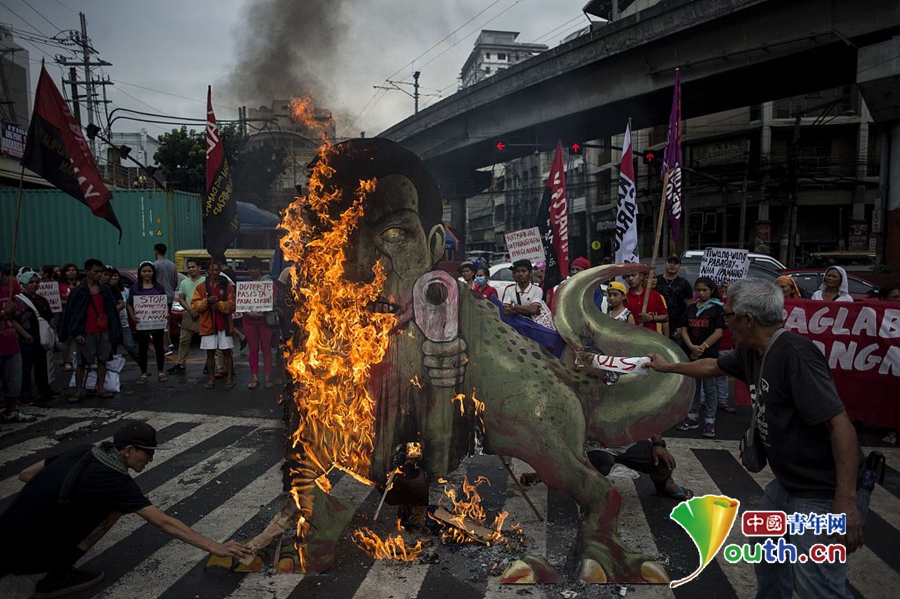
[472,266,498,300]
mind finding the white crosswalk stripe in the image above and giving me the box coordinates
[0,413,897,599]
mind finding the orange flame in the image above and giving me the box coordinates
[289,95,332,142]
[352,527,424,561]
[279,141,397,570]
[437,476,508,546]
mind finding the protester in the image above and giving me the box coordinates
[878,286,900,302]
[111,269,139,362]
[127,262,169,385]
[152,243,179,354]
[223,265,247,355]
[39,265,57,282]
[570,256,590,274]
[606,281,635,324]
[0,421,252,598]
[648,278,870,598]
[60,259,121,402]
[59,263,80,372]
[15,272,59,403]
[243,258,275,389]
[192,262,236,389]
[168,258,205,374]
[1,267,35,423]
[716,280,736,414]
[774,275,802,300]
[501,259,542,319]
[103,265,125,312]
[459,261,476,290]
[676,276,724,437]
[473,265,498,300]
[623,270,668,331]
[654,255,694,344]
[811,266,854,302]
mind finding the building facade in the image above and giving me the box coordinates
[460,30,548,89]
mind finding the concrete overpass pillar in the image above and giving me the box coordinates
[858,35,900,271]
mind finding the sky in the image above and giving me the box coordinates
[1,0,596,139]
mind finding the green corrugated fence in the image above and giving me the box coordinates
[0,189,202,269]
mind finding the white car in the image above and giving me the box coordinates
[681,250,786,271]
[488,263,608,313]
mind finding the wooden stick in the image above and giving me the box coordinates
[6,166,25,298]
[498,456,543,522]
[642,170,671,316]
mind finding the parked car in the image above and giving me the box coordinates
[807,251,877,272]
[779,269,879,301]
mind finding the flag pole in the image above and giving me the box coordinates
[642,171,670,316]
[7,166,25,297]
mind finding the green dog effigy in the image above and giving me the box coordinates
[276,138,694,583]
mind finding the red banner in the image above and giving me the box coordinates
[548,140,569,277]
[735,299,900,429]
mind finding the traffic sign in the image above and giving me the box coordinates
[495,140,507,152]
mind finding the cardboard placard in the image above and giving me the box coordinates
[37,282,62,313]
[698,247,750,285]
[133,294,169,330]
[504,227,546,264]
[235,281,274,312]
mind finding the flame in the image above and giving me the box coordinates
[437,476,508,546]
[410,375,423,388]
[279,141,396,566]
[289,95,332,142]
[352,527,424,561]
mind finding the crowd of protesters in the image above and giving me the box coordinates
[0,245,284,426]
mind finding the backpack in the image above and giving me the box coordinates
[16,294,57,350]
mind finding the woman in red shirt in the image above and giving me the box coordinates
[58,263,79,372]
[473,266,498,300]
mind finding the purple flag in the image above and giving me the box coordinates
[661,69,683,245]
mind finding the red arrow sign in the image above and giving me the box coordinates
[495,141,507,151]
[571,143,582,154]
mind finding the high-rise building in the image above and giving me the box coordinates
[460,30,548,89]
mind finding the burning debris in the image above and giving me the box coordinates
[289,95,334,142]
[432,476,508,546]
[352,527,424,562]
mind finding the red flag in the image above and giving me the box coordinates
[204,86,238,259]
[21,64,121,238]
[661,69,683,244]
[548,140,569,277]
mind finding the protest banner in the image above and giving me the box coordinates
[504,227,547,264]
[735,299,900,429]
[133,294,169,330]
[236,280,274,312]
[699,247,750,284]
[37,282,62,313]
[587,354,651,376]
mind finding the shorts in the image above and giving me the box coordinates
[200,331,234,351]
[586,440,665,476]
[79,333,111,365]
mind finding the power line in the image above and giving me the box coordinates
[50,0,77,14]
[0,0,46,36]
[20,0,63,33]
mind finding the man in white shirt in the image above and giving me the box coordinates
[501,259,542,319]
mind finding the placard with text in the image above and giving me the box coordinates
[699,247,750,284]
[504,227,547,264]
[134,294,169,330]
[236,281,274,312]
[37,282,62,313]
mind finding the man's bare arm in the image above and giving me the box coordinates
[137,505,252,558]
[19,459,46,482]
[646,354,724,378]
[826,413,864,553]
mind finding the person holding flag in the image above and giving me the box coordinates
[204,86,239,259]
[535,141,569,298]
[614,120,639,265]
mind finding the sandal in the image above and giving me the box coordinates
[136,374,149,385]
[264,381,275,389]
[96,391,114,399]
[68,392,86,404]
[224,380,235,389]
[882,431,897,445]
[663,484,694,501]
[203,381,215,389]
[158,373,169,382]
[720,405,736,414]
[247,380,260,389]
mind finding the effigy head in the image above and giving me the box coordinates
[308,138,446,310]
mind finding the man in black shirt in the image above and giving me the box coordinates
[0,421,251,599]
[654,255,693,344]
[646,278,868,599]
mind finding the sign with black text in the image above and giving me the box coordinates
[235,281,274,312]
[37,282,62,313]
[505,227,546,264]
[699,247,749,284]
[133,294,169,330]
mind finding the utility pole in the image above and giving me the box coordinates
[413,71,420,114]
[374,71,439,115]
[66,67,81,124]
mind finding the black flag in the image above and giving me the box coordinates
[204,86,238,259]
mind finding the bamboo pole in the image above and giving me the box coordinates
[6,166,25,298]
[642,170,671,317]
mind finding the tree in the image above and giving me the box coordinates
[154,125,288,202]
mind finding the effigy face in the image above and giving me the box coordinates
[279,138,693,583]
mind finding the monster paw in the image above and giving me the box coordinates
[577,539,669,584]
[500,555,559,584]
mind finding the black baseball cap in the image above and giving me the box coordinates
[510,259,533,271]
[666,255,681,264]
[113,422,170,450]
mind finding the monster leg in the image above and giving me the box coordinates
[523,441,669,584]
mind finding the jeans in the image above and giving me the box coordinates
[21,343,53,399]
[754,478,871,599]
[0,352,22,398]
[717,349,733,408]
[688,376,718,423]
[118,325,139,362]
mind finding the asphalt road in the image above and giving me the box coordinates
[0,347,897,599]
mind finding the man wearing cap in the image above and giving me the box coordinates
[0,421,251,598]
[501,259,542,319]
[568,256,604,310]
[654,255,694,344]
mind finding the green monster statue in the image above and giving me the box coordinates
[278,138,694,583]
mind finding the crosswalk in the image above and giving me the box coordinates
[0,408,897,599]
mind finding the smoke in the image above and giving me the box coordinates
[224,0,349,108]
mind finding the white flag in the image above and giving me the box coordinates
[614,120,639,265]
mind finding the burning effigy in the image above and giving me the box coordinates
[243,137,693,583]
